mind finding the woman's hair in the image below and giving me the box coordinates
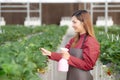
[71,10,96,47]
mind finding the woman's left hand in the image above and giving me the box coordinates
[61,50,70,60]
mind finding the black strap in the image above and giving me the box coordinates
[81,34,87,48]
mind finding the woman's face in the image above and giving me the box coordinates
[72,16,86,34]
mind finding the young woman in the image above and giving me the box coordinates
[40,10,100,80]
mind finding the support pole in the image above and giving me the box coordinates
[39,3,42,25]
[84,3,87,10]
[27,0,30,25]
[105,0,108,33]
[0,3,1,17]
[90,3,93,25]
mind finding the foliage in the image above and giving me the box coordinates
[0,25,68,80]
[94,26,120,75]
[0,25,47,45]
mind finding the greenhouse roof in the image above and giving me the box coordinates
[0,0,120,3]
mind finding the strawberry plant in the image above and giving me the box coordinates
[94,26,120,79]
[0,25,68,80]
[0,25,50,44]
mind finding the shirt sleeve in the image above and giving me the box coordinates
[48,38,74,61]
[68,37,100,71]
[48,52,62,61]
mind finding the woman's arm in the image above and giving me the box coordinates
[48,38,74,61]
[68,37,100,71]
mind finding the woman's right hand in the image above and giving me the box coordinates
[40,48,51,56]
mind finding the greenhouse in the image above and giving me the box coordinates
[0,0,120,80]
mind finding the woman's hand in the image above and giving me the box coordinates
[61,50,70,60]
[40,48,51,56]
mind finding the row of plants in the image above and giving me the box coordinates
[0,25,68,80]
[94,25,120,34]
[94,26,120,78]
[0,25,47,45]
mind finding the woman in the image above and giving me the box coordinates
[40,10,100,80]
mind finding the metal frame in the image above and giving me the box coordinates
[0,1,120,28]
[85,2,120,32]
[0,2,42,25]
[0,3,1,17]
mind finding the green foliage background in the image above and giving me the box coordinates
[0,25,68,80]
